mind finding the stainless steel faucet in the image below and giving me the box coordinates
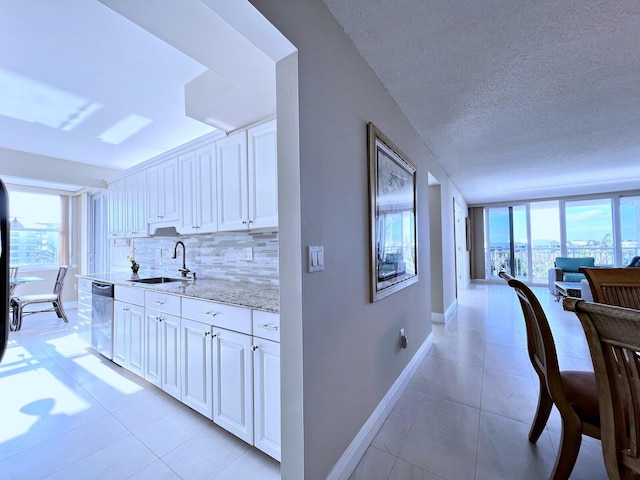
[172,241,191,277]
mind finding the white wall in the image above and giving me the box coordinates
[251,1,464,478]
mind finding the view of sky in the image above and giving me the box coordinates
[9,191,61,228]
[488,197,640,245]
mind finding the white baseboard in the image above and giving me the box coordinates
[326,333,434,480]
[444,299,457,322]
[432,312,445,324]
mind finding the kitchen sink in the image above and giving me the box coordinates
[128,276,187,284]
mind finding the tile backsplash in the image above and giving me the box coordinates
[111,230,279,286]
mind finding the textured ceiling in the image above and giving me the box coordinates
[323,0,640,204]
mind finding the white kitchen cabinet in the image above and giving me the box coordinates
[181,317,213,419]
[247,119,278,230]
[212,327,253,443]
[147,158,179,225]
[144,290,182,399]
[125,170,147,237]
[108,172,147,239]
[178,144,217,234]
[77,277,92,323]
[253,337,281,461]
[217,130,248,231]
[217,120,278,232]
[144,309,181,400]
[108,178,126,238]
[113,299,145,378]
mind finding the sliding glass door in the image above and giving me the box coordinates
[486,206,528,280]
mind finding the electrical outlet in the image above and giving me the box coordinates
[400,328,408,349]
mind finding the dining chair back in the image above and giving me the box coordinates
[564,297,640,480]
[580,267,640,309]
[8,266,19,295]
[500,271,600,479]
[10,266,69,331]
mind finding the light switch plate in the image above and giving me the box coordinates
[308,246,324,272]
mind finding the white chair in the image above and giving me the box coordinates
[10,266,68,331]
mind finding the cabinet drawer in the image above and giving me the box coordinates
[145,291,181,316]
[78,277,93,292]
[182,297,251,334]
[78,289,92,305]
[252,311,280,342]
[115,285,144,305]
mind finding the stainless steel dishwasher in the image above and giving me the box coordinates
[91,282,114,360]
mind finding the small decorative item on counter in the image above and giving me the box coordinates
[128,245,139,274]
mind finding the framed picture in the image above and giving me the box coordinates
[368,122,418,302]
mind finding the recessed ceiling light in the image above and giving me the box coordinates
[0,68,102,130]
[98,114,153,145]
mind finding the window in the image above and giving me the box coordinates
[9,190,66,268]
[565,198,613,265]
[481,192,640,284]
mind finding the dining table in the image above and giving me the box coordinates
[9,276,44,294]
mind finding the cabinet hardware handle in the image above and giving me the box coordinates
[204,311,219,317]
[242,220,247,225]
[204,331,210,337]
[247,220,253,225]
[258,324,279,331]
[251,345,259,351]
[154,300,166,305]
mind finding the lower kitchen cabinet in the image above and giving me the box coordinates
[113,299,145,378]
[253,337,281,461]
[181,318,213,418]
[212,327,253,443]
[144,310,181,400]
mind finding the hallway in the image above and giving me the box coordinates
[351,283,608,479]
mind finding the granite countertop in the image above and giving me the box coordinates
[79,272,280,313]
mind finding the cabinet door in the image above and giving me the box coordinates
[128,304,145,378]
[253,338,281,461]
[108,179,126,238]
[212,328,253,443]
[247,120,278,229]
[161,313,182,400]
[217,131,248,231]
[179,146,217,234]
[113,300,128,367]
[181,318,213,418]
[144,312,161,387]
[147,159,179,224]
[195,144,217,233]
[178,151,198,234]
[125,171,147,237]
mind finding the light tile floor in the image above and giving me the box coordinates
[351,282,609,480]
[0,308,280,480]
[1,284,609,480]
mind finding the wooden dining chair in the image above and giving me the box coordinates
[499,271,600,479]
[8,266,19,296]
[564,297,640,480]
[10,266,69,331]
[580,267,640,309]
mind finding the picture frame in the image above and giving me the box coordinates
[368,122,418,302]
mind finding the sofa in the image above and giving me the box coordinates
[548,257,596,296]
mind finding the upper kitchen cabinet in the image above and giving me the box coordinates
[147,159,180,226]
[247,120,278,230]
[178,143,218,234]
[125,171,147,238]
[108,178,126,238]
[108,171,148,239]
[217,120,278,232]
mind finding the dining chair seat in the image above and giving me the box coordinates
[10,266,68,331]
